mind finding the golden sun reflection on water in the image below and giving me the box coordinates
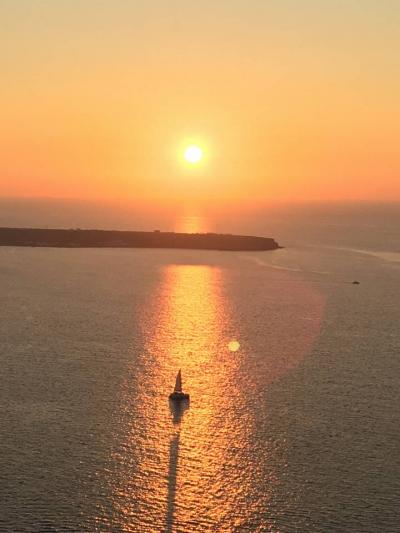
[153,265,255,531]
[111,264,255,531]
[109,261,325,532]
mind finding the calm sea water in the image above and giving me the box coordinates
[0,201,399,532]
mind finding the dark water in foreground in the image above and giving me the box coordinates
[0,202,399,532]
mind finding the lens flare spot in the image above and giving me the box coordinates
[228,340,240,352]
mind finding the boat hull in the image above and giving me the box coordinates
[169,392,190,401]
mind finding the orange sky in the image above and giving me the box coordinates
[1,1,400,207]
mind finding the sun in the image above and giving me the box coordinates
[184,145,203,164]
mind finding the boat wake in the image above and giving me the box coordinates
[243,254,330,275]
[318,246,400,264]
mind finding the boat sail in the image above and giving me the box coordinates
[169,369,189,401]
[174,370,182,393]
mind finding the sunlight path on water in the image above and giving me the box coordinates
[140,264,254,531]
[105,257,325,532]
[107,264,263,531]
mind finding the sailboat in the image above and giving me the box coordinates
[169,370,190,401]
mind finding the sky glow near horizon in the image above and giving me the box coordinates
[1,0,399,206]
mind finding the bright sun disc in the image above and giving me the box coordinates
[184,145,203,164]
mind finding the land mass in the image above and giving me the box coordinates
[0,227,280,251]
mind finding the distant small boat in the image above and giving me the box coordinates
[169,370,190,401]
[352,280,360,285]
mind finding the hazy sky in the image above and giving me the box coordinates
[1,1,399,206]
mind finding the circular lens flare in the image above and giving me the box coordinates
[184,145,203,164]
[228,340,240,352]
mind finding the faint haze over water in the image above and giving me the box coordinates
[1,197,399,251]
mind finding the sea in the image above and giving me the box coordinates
[0,199,399,532]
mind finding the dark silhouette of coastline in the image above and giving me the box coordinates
[0,227,280,251]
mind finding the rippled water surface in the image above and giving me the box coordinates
[1,204,400,532]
